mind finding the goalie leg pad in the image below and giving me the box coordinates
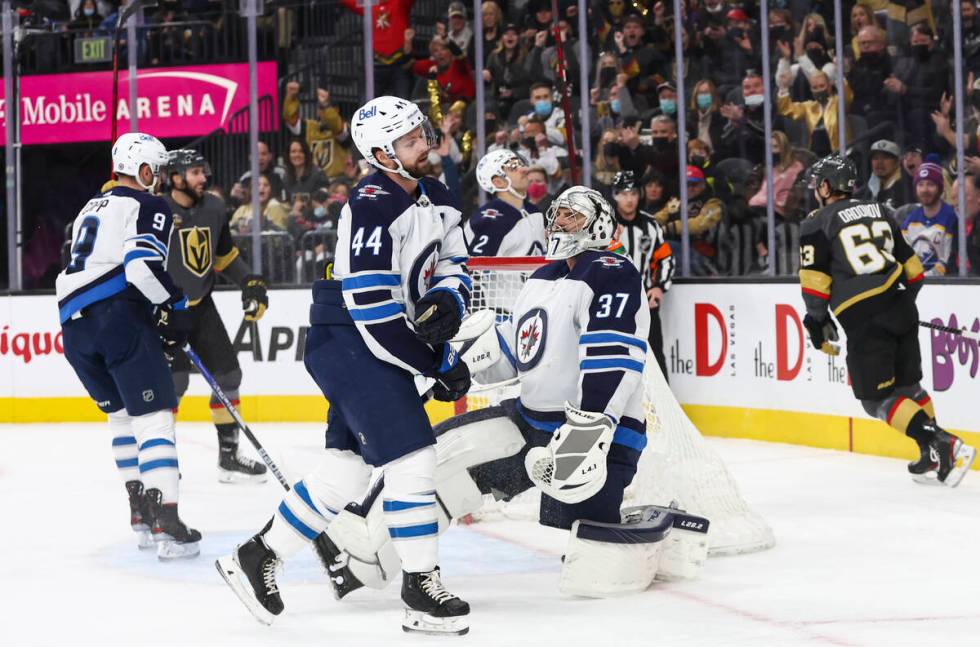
[645,505,710,582]
[433,406,528,523]
[560,505,672,598]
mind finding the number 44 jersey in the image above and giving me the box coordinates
[799,199,924,326]
[56,186,182,323]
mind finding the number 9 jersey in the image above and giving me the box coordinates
[798,199,925,327]
[56,186,183,323]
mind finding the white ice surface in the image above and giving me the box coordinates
[2,423,980,647]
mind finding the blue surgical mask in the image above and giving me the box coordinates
[534,100,553,117]
[660,98,677,115]
[610,99,621,114]
[696,93,713,110]
[313,205,327,218]
[83,6,95,15]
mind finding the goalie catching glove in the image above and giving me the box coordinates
[424,344,471,402]
[242,274,268,321]
[803,313,839,356]
[414,288,464,344]
[525,402,615,504]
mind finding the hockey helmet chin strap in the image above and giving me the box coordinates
[495,175,527,201]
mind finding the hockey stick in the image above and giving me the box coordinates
[919,320,980,344]
[550,0,580,184]
[110,0,157,159]
[182,344,289,490]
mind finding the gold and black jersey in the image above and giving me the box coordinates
[163,193,241,303]
[798,199,924,325]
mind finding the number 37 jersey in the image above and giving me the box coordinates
[798,199,924,326]
[56,186,181,323]
[493,250,651,431]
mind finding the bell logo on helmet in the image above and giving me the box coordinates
[358,105,378,120]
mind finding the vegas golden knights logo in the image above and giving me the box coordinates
[179,226,213,277]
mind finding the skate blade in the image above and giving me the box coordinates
[215,555,276,626]
[911,472,942,486]
[136,530,155,551]
[402,609,469,636]
[157,539,201,561]
[942,444,977,489]
[218,468,270,484]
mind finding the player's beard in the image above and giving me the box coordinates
[179,181,206,204]
[401,151,433,179]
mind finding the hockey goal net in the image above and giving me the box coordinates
[462,256,775,556]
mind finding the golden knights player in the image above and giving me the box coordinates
[160,150,270,482]
[799,154,975,486]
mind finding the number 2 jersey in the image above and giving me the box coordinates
[327,172,471,376]
[483,249,651,453]
[56,186,182,323]
[798,199,924,327]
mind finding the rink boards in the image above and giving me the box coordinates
[1,281,978,465]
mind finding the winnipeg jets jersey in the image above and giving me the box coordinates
[487,250,651,451]
[464,197,546,257]
[331,172,471,375]
[56,186,181,324]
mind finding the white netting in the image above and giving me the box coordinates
[463,257,775,556]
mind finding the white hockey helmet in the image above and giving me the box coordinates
[112,132,169,190]
[476,148,529,197]
[545,186,615,260]
[351,96,434,181]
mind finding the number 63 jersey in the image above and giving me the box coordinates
[492,250,651,436]
[798,199,924,326]
[56,186,181,323]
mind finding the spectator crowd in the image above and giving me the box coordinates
[21,0,980,286]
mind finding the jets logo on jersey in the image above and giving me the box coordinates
[409,240,442,304]
[357,184,390,200]
[593,255,626,268]
[516,308,548,371]
[481,208,503,219]
[179,226,213,277]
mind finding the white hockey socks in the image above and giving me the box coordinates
[131,409,180,504]
[107,410,139,483]
[264,449,372,559]
[382,446,439,573]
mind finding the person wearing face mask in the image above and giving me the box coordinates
[526,81,567,146]
[890,22,949,150]
[855,139,915,210]
[68,0,103,31]
[718,71,770,165]
[654,82,678,119]
[777,70,852,157]
[687,79,725,155]
[526,166,553,212]
[847,26,899,127]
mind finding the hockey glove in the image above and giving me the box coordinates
[803,313,840,356]
[425,344,471,402]
[414,288,464,345]
[242,274,269,322]
[155,296,190,364]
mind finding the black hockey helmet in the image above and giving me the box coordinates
[612,170,639,193]
[166,149,211,178]
[808,153,857,195]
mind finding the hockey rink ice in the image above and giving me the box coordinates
[3,422,980,647]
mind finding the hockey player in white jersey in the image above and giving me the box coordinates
[318,187,706,600]
[466,148,546,257]
[217,96,472,634]
[56,132,201,560]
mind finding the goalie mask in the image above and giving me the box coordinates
[544,186,615,260]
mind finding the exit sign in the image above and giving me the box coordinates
[73,36,113,64]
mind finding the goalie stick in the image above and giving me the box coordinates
[919,320,980,344]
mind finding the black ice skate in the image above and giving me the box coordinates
[216,533,284,626]
[401,568,470,636]
[909,426,976,488]
[125,480,154,550]
[144,488,202,560]
[314,532,365,600]
[217,432,268,484]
